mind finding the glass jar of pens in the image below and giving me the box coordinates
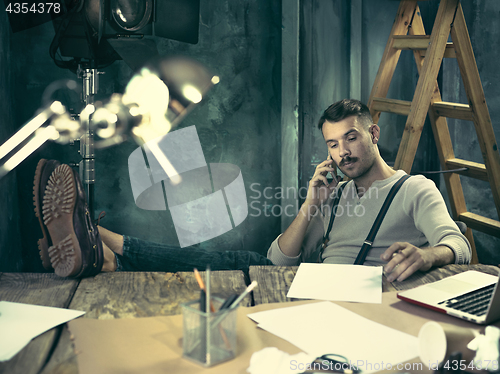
[182,267,258,367]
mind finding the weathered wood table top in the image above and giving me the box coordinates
[248,264,500,304]
[1,264,499,374]
[0,271,250,374]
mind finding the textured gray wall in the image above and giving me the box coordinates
[441,0,500,264]
[361,1,441,176]
[7,17,77,272]
[0,10,23,271]
[3,0,282,272]
[301,1,441,185]
[2,0,499,272]
[299,0,499,263]
[300,1,351,184]
[361,0,500,263]
[94,1,282,254]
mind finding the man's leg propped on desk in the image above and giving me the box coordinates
[33,159,273,278]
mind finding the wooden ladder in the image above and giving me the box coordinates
[367,0,500,263]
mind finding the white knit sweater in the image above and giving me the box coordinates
[267,170,471,266]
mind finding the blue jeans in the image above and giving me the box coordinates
[115,236,274,274]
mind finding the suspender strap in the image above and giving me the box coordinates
[317,182,348,262]
[353,174,411,265]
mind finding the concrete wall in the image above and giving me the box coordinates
[300,1,351,185]
[0,10,23,271]
[8,16,80,272]
[300,1,441,187]
[361,0,441,178]
[299,0,500,263]
[441,0,500,264]
[372,0,500,264]
[2,0,282,271]
[2,0,499,271]
[95,1,282,255]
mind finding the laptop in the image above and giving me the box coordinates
[397,270,500,324]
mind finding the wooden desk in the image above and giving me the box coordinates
[0,271,250,374]
[248,264,500,304]
[1,264,499,374]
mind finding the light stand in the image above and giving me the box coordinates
[78,66,99,221]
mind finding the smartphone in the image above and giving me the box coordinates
[326,153,339,184]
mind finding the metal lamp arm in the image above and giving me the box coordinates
[0,101,81,179]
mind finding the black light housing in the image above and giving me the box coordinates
[49,0,200,71]
[84,0,200,43]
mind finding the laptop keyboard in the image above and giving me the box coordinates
[438,283,495,317]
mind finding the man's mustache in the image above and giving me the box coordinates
[339,157,357,166]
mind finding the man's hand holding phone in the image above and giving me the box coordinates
[303,154,339,214]
[278,154,340,257]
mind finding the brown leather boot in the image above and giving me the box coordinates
[33,159,60,270]
[34,160,104,278]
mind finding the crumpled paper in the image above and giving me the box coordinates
[467,325,500,371]
[247,347,316,374]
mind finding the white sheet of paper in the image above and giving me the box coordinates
[287,263,383,303]
[247,347,316,374]
[247,301,418,373]
[0,301,85,361]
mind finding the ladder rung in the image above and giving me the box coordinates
[459,212,500,238]
[445,158,488,181]
[432,102,474,121]
[392,36,456,58]
[372,97,411,116]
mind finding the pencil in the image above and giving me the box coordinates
[193,268,216,312]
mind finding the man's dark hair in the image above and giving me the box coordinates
[317,99,373,130]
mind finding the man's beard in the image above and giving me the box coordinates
[339,156,358,168]
[339,156,373,180]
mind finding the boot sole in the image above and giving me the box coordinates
[42,164,83,277]
[33,159,52,270]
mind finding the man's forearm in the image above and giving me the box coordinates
[428,245,456,267]
[277,203,318,257]
[382,242,457,282]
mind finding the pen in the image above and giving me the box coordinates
[211,281,258,328]
[219,294,238,310]
[199,289,206,311]
[206,266,210,315]
[205,266,210,364]
[229,281,258,310]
